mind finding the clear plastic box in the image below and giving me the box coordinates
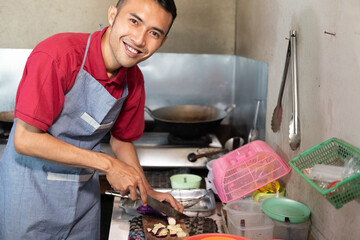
[213,140,291,203]
[273,219,310,240]
[224,199,274,240]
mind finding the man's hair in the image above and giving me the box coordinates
[115,0,177,35]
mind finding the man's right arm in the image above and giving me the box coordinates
[13,119,147,200]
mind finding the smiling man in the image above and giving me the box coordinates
[0,0,180,239]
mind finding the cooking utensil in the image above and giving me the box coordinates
[145,104,236,138]
[289,30,301,150]
[147,195,190,220]
[160,188,216,217]
[105,190,189,220]
[271,40,291,132]
[224,136,244,150]
[187,136,244,162]
[187,148,227,162]
[248,100,261,142]
[177,194,207,208]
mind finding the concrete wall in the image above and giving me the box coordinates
[235,1,360,239]
[0,0,236,54]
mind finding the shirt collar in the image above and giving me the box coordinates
[85,27,128,85]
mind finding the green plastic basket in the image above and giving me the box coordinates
[289,138,360,209]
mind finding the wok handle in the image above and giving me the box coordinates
[144,106,155,118]
[224,104,236,116]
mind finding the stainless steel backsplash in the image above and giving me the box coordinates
[0,50,268,140]
[139,53,268,140]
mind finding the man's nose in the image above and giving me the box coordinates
[132,29,146,47]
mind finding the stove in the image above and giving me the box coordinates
[100,131,223,189]
[132,132,222,168]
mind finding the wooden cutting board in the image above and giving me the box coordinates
[142,216,189,239]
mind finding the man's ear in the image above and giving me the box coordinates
[108,5,118,27]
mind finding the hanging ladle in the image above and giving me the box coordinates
[187,137,244,162]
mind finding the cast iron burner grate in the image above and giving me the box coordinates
[144,168,191,188]
[167,134,212,147]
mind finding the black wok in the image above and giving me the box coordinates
[145,104,236,138]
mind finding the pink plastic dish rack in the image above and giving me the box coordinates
[213,140,291,203]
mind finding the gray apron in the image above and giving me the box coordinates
[0,34,128,240]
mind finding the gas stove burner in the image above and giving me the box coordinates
[167,134,212,147]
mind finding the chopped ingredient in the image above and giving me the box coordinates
[167,217,176,226]
[176,230,187,237]
[148,219,187,238]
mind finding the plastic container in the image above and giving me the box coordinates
[306,164,344,182]
[224,199,263,226]
[170,174,201,189]
[289,138,360,209]
[224,199,274,240]
[273,219,310,240]
[213,140,291,203]
[227,213,274,240]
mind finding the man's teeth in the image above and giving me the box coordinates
[126,44,138,54]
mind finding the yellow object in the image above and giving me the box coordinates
[256,181,280,193]
[253,186,285,202]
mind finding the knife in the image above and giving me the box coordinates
[105,190,189,220]
[147,195,189,220]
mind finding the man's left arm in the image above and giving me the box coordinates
[109,135,184,212]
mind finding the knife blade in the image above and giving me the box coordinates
[147,195,189,220]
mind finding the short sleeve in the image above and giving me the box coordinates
[14,52,69,131]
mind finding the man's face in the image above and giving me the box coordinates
[107,0,172,68]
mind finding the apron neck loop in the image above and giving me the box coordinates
[80,34,92,70]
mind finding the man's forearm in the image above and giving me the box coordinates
[110,136,153,191]
[14,119,114,173]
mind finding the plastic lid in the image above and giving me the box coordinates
[224,198,262,213]
[261,197,310,223]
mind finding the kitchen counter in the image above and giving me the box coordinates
[108,197,224,239]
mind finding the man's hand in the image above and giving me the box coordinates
[104,154,148,203]
[109,136,184,212]
[147,189,184,212]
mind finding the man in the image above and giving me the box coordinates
[0,0,182,239]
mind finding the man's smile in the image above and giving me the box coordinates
[124,42,143,55]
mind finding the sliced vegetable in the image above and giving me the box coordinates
[157,228,168,238]
[147,218,187,238]
[167,217,176,226]
[151,223,166,235]
[136,204,164,218]
[176,230,187,237]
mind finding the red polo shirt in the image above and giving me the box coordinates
[15,27,145,142]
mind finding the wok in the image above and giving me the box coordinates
[145,104,236,138]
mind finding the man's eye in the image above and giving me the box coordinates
[130,18,138,24]
[150,31,160,38]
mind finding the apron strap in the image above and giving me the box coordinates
[80,34,92,70]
